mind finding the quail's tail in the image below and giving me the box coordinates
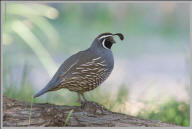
[33,87,49,98]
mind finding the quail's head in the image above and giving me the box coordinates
[90,32,124,50]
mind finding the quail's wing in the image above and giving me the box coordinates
[34,49,97,97]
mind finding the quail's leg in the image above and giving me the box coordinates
[77,93,83,104]
[81,93,88,102]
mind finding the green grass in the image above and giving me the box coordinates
[64,109,74,126]
[28,96,34,126]
[137,99,190,126]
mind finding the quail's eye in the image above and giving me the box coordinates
[102,39,113,49]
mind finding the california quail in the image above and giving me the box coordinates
[34,32,124,104]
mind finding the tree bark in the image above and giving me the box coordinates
[3,96,177,127]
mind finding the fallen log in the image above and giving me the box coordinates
[3,96,176,127]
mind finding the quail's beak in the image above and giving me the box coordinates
[111,39,116,44]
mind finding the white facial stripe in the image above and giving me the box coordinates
[98,35,112,40]
[102,39,109,50]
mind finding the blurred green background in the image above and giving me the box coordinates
[2,2,190,126]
